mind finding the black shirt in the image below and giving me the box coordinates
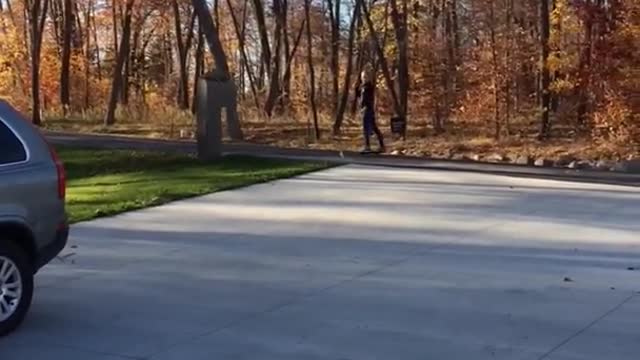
[360,82,375,112]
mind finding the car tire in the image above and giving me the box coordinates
[0,240,34,336]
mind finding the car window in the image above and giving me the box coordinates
[0,119,27,165]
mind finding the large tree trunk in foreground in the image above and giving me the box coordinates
[191,0,243,140]
[191,0,229,75]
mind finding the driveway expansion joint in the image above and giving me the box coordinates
[536,292,637,360]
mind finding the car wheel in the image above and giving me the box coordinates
[0,240,34,336]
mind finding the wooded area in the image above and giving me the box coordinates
[0,0,638,158]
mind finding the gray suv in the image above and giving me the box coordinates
[0,101,68,335]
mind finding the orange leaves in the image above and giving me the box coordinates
[0,24,29,110]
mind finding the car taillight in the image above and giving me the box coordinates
[49,145,66,200]
[27,119,66,200]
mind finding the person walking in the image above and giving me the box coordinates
[358,70,385,154]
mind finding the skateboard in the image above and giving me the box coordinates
[360,149,384,155]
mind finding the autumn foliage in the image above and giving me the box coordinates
[0,0,637,152]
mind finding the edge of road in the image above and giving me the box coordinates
[45,130,640,187]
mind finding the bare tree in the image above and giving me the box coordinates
[488,0,501,139]
[60,0,74,114]
[280,17,307,105]
[82,0,92,109]
[172,0,196,110]
[250,0,271,77]
[504,0,513,134]
[191,29,204,114]
[333,0,362,134]
[361,0,403,118]
[226,0,260,111]
[104,0,134,126]
[327,0,341,113]
[575,0,594,126]
[264,0,285,116]
[304,0,320,139]
[389,0,409,115]
[91,0,102,79]
[25,0,50,125]
[539,0,551,138]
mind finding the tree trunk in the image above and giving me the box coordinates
[83,0,92,109]
[429,0,443,133]
[192,0,243,140]
[104,0,134,126]
[111,0,118,54]
[350,15,364,116]
[264,0,284,117]
[333,0,361,134]
[27,0,50,126]
[257,58,265,90]
[504,0,513,134]
[539,0,551,139]
[191,29,204,114]
[576,0,593,126]
[1,0,17,27]
[451,0,461,86]
[226,0,260,111]
[213,0,219,30]
[443,0,456,125]
[362,1,404,118]
[373,1,390,80]
[172,0,194,110]
[250,0,271,76]
[60,0,73,114]
[121,22,137,106]
[389,0,409,115]
[318,0,328,104]
[50,0,63,51]
[304,0,320,140]
[191,0,230,75]
[488,0,501,139]
[281,0,290,108]
[92,2,102,79]
[328,0,341,114]
[280,18,307,106]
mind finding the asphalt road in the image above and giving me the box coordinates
[2,165,639,359]
[45,131,640,187]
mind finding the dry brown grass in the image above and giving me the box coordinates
[43,106,639,163]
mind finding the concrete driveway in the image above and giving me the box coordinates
[2,165,639,360]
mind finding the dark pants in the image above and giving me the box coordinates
[363,110,384,149]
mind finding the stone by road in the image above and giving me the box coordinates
[2,165,639,360]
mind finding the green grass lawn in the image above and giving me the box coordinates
[57,147,326,223]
